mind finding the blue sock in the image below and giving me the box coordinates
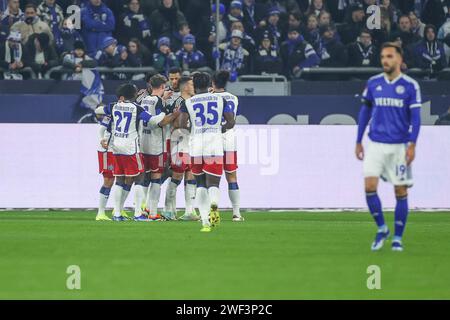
[394,196,408,241]
[228,182,239,190]
[366,192,386,230]
[100,186,111,197]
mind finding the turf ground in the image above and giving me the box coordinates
[0,210,449,300]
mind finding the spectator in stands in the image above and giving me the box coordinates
[256,7,282,48]
[37,0,65,53]
[171,22,191,52]
[339,3,365,45]
[153,36,180,75]
[224,0,244,30]
[347,29,379,67]
[10,3,53,45]
[217,29,250,81]
[1,0,23,42]
[150,0,186,39]
[318,10,332,28]
[60,17,84,56]
[409,11,425,38]
[280,26,320,78]
[421,0,447,28]
[254,30,283,74]
[435,106,450,125]
[287,10,302,31]
[116,0,151,47]
[412,24,447,74]
[437,10,450,64]
[305,0,326,17]
[304,13,320,53]
[0,30,25,79]
[242,0,268,37]
[95,36,128,79]
[209,3,227,45]
[80,0,116,55]
[23,32,59,78]
[62,40,97,80]
[230,20,256,54]
[176,34,208,73]
[126,37,151,67]
[390,15,421,50]
[380,0,399,25]
[317,24,348,67]
[139,0,161,17]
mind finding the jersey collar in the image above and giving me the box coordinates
[383,73,403,85]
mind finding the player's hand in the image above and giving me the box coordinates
[406,143,416,166]
[100,139,108,149]
[162,90,173,101]
[355,143,364,161]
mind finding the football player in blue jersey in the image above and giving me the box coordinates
[355,42,422,252]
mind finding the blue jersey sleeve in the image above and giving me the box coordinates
[408,82,422,109]
[137,106,152,122]
[223,98,233,113]
[103,103,114,115]
[361,84,374,107]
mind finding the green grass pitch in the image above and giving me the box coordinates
[0,210,449,299]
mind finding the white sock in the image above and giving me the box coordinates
[196,187,211,226]
[120,185,131,213]
[142,185,149,208]
[229,189,241,217]
[164,180,179,213]
[185,182,196,214]
[134,185,145,217]
[149,181,161,215]
[208,186,220,207]
[113,186,123,217]
[97,187,111,216]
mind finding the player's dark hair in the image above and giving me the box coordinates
[179,76,192,90]
[116,83,138,100]
[193,72,211,93]
[149,74,167,89]
[212,70,230,89]
[381,42,404,57]
[169,67,182,75]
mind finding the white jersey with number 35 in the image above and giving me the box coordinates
[215,91,238,152]
[181,93,231,157]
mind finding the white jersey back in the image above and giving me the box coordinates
[110,101,141,155]
[140,95,165,155]
[215,91,239,152]
[170,96,190,154]
[182,92,230,157]
[98,115,113,152]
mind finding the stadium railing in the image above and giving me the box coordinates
[0,67,37,79]
[298,67,450,79]
[44,66,157,79]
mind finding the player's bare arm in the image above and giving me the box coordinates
[222,111,236,133]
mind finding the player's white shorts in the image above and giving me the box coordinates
[363,140,413,187]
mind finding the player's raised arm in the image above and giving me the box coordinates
[95,103,113,116]
[355,86,373,160]
[222,98,236,132]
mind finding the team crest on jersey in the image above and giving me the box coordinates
[395,85,405,95]
[376,85,382,91]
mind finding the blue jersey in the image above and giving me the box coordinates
[362,73,422,144]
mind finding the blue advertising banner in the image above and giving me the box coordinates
[0,94,447,125]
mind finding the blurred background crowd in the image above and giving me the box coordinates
[1,0,450,80]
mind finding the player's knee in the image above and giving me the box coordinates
[226,172,237,183]
[395,186,408,198]
[103,177,114,188]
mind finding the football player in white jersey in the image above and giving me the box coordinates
[96,83,172,221]
[95,110,114,221]
[137,74,178,219]
[212,70,243,222]
[163,75,200,221]
[178,72,236,232]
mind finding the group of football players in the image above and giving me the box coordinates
[94,68,243,232]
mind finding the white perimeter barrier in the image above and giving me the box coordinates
[0,124,449,209]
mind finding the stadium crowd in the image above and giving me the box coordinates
[1,0,450,80]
